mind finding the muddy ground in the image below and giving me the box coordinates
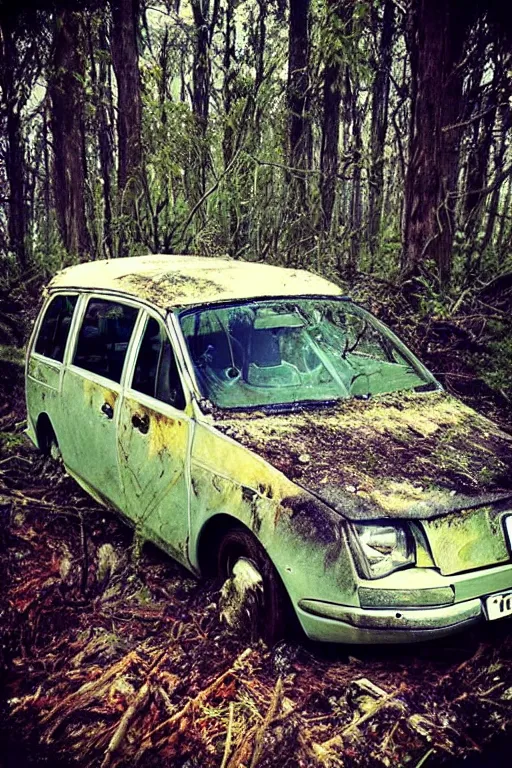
[1,279,512,768]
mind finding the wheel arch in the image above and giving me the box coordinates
[195,513,257,577]
[35,412,58,455]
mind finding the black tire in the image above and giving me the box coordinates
[217,527,290,646]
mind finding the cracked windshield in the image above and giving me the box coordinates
[180,299,435,408]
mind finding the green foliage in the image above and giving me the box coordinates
[478,325,512,402]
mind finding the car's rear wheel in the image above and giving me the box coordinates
[217,527,290,645]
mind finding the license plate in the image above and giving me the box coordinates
[486,589,512,621]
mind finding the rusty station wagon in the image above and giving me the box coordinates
[25,255,512,644]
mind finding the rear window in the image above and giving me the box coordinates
[35,294,78,362]
[73,298,138,383]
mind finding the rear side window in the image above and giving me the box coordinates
[132,317,186,410]
[73,299,138,383]
[35,294,78,362]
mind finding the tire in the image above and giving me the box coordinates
[217,528,290,645]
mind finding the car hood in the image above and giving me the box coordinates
[214,391,512,521]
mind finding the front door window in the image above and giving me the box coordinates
[132,317,185,409]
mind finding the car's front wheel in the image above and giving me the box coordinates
[217,528,290,645]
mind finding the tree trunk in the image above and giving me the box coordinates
[463,43,504,265]
[0,16,27,267]
[402,0,468,292]
[287,0,311,194]
[222,0,235,169]
[110,0,143,229]
[319,0,344,232]
[347,68,362,279]
[98,18,114,258]
[191,0,218,197]
[368,0,395,265]
[496,179,512,261]
[480,102,512,259]
[87,13,114,258]
[320,58,341,232]
[250,0,268,139]
[49,9,90,259]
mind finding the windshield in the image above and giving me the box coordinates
[179,298,437,409]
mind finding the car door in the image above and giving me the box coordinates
[59,295,140,508]
[116,311,192,568]
[26,292,79,448]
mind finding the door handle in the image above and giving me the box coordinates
[101,402,114,419]
[132,412,150,434]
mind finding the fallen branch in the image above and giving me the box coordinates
[139,647,252,746]
[41,651,141,741]
[220,700,235,768]
[313,683,407,758]
[250,677,283,768]
[101,651,168,768]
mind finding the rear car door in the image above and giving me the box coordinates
[26,292,79,447]
[117,311,192,567]
[59,295,139,508]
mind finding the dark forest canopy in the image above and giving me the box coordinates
[1,0,512,296]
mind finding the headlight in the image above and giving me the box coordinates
[351,522,415,579]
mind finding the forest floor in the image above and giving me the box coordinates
[1,275,512,768]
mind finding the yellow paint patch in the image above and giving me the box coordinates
[423,507,509,575]
[82,377,118,410]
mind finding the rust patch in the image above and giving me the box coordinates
[124,399,184,459]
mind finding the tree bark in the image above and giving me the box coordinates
[87,13,114,258]
[463,43,506,265]
[368,0,395,264]
[0,16,27,266]
[346,67,362,279]
[480,101,512,259]
[287,0,311,196]
[319,0,344,233]
[190,0,219,196]
[49,9,90,259]
[402,0,469,291]
[110,0,143,220]
[222,0,236,170]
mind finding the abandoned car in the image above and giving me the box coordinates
[25,255,512,644]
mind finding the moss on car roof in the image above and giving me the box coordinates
[48,255,342,309]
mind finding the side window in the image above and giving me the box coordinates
[35,294,78,362]
[73,299,138,383]
[132,317,186,410]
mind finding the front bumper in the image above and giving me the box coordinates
[297,596,493,644]
[294,561,512,643]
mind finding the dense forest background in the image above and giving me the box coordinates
[1,0,511,279]
[1,0,512,392]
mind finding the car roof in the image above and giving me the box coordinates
[48,255,343,309]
